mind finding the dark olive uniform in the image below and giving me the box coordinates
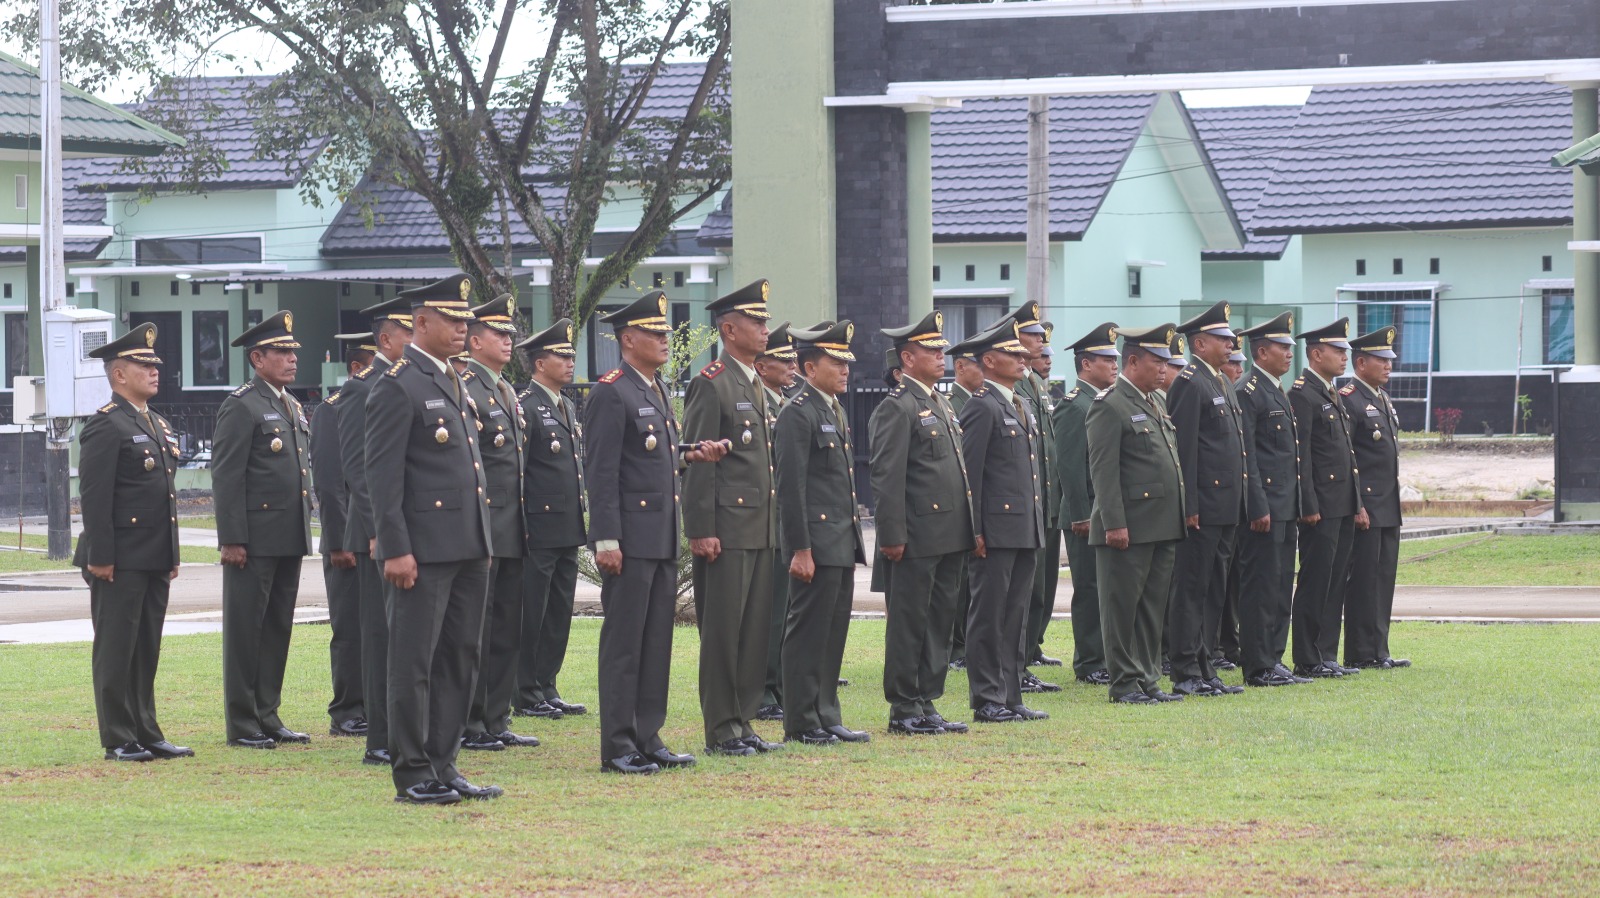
[775,375,866,739]
[1018,368,1061,662]
[946,379,976,662]
[1054,377,1108,681]
[76,349,183,754]
[1289,319,1363,673]
[310,385,364,731]
[213,312,314,743]
[756,321,797,716]
[1340,326,1404,667]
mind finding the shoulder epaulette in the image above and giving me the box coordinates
[1177,369,1194,380]
[1244,381,1256,392]
[326,390,341,405]
[352,364,375,381]
[1290,378,1306,390]
[1064,387,1080,401]
[384,358,411,377]
[972,386,989,398]
[598,368,622,384]
[888,383,907,398]
[1093,388,1110,401]
[701,360,724,379]
[97,401,117,414]
[230,382,252,397]
[1339,383,1357,396]
[792,390,810,406]
[461,370,478,384]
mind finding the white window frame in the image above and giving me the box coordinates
[134,231,268,267]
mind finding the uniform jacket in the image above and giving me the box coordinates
[463,364,528,559]
[958,383,1046,550]
[1019,372,1060,528]
[867,379,974,559]
[1289,369,1363,520]
[774,382,866,568]
[680,353,775,549]
[519,383,587,550]
[1166,360,1246,526]
[949,382,973,415]
[337,355,388,552]
[363,345,492,563]
[1051,378,1097,526]
[73,394,180,571]
[212,377,313,556]
[582,365,682,561]
[1341,378,1402,528]
[1236,370,1301,523]
[309,392,347,555]
[1085,378,1185,546]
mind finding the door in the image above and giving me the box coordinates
[129,311,183,404]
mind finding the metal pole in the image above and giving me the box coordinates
[1573,88,1600,367]
[1026,96,1050,318]
[1513,291,1525,435]
[39,0,72,561]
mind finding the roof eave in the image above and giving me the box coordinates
[1253,217,1573,236]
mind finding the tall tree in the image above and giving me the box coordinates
[4,0,730,336]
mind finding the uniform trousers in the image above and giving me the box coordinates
[966,547,1037,710]
[467,556,525,736]
[781,565,854,737]
[1236,520,1296,675]
[1343,524,1400,664]
[761,547,789,708]
[355,554,389,751]
[322,556,365,725]
[88,569,170,748]
[222,554,301,740]
[1168,523,1236,682]
[1097,541,1177,700]
[1292,514,1355,669]
[881,551,966,719]
[1064,530,1106,678]
[693,547,773,745]
[1025,529,1062,658]
[598,556,676,761]
[516,546,581,708]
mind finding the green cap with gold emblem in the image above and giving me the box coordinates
[90,322,163,365]
[231,310,301,350]
[758,321,798,361]
[1119,323,1177,360]
[882,309,951,350]
[1297,317,1352,350]
[967,318,1032,357]
[1068,322,1120,358]
[1178,299,1235,339]
[1000,299,1046,335]
[791,319,856,362]
[601,290,672,333]
[517,318,577,358]
[707,279,772,321]
[359,297,414,331]
[1166,332,1188,366]
[399,272,476,320]
[1238,311,1295,346]
[1349,325,1398,359]
[335,331,378,354]
[470,293,518,335]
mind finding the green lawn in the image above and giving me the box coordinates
[1,620,1597,896]
[1397,534,1600,586]
[0,532,218,573]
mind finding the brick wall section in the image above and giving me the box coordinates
[880,1,1600,84]
[833,0,894,95]
[834,106,909,382]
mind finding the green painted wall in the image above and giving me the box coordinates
[729,0,834,327]
[0,160,39,226]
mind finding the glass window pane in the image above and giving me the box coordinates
[1545,291,1575,365]
[4,313,26,380]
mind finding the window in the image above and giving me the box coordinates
[3,312,26,381]
[1127,267,1142,298]
[1000,264,1011,281]
[1354,289,1435,373]
[653,272,664,288]
[1544,289,1575,365]
[131,281,141,297]
[1356,260,1366,276]
[932,265,941,282]
[14,174,25,210]
[2,284,11,299]
[191,282,200,296]
[1429,258,1440,275]
[169,281,179,297]
[192,310,231,386]
[65,283,74,298]
[135,236,262,265]
[1543,255,1554,272]
[1392,259,1404,275]
[674,271,685,288]
[254,282,264,295]
[933,297,1008,368]
[588,305,623,379]
[964,265,975,282]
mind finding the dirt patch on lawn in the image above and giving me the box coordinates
[1401,449,1552,502]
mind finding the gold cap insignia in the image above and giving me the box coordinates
[934,310,943,331]
[284,311,294,332]
[1165,327,1176,344]
[566,324,575,343]
[1342,320,1351,336]
[1107,326,1118,341]
[458,278,471,301]
[760,281,770,303]
[1222,303,1231,320]
[145,328,156,347]
[657,295,667,316]
[1385,326,1396,344]
[1287,313,1294,329]
[844,322,855,342]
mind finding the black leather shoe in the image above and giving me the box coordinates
[1021,671,1063,693]
[948,656,967,671]
[330,718,368,737]
[1211,655,1239,671]
[1384,657,1411,668]
[922,713,966,734]
[270,727,310,744]
[1332,662,1361,675]
[1076,669,1112,685]
[363,748,392,766]
[396,780,461,805]
[647,747,696,768]
[1007,704,1049,721]
[708,738,757,757]
[1113,691,1158,705]
[755,704,785,721]
[461,732,506,751]
[1172,677,1219,697]
[1031,652,1064,667]
[742,734,784,753]
[144,740,194,759]
[1351,658,1390,669]
[105,742,154,762]
[493,730,541,748]
[1205,676,1245,695]
[547,697,588,715]
[600,753,660,774]
[1246,669,1295,687]
[788,728,840,746]
[837,678,850,687]
[1161,660,1172,676]
[888,716,944,736]
[448,776,504,800]
[1294,664,1341,679]
[1145,688,1184,702]
[1274,663,1314,684]
[973,702,1021,723]
[229,733,276,750]
[825,724,873,742]
[516,701,564,719]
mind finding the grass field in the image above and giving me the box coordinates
[2,619,1597,896]
[1396,534,1600,586]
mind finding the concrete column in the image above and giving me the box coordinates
[905,109,933,320]
[1574,87,1600,367]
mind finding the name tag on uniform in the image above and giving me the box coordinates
[1267,409,1286,417]
[541,418,558,427]
[1366,407,1381,417]
[637,407,657,417]
[1212,396,1226,406]
[425,399,447,409]
[489,408,505,418]
[131,434,151,443]
[736,401,754,411]
[1003,418,1019,426]
[1131,413,1148,423]
[918,417,935,427]
[821,423,837,432]
[1321,403,1334,411]
[262,412,283,421]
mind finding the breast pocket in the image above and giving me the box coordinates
[631,414,665,450]
[1124,482,1165,502]
[815,430,844,466]
[917,422,950,458]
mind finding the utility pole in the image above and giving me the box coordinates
[40,0,72,560]
[1026,96,1049,326]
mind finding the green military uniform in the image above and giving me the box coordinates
[461,296,533,748]
[212,311,314,745]
[310,332,374,737]
[338,298,413,764]
[869,311,975,734]
[1006,309,1061,670]
[514,319,589,719]
[774,322,867,743]
[1086,325,1187,703]
[1051,322,1120,684]
[946,374,976,664]
[756,321,798,718]
[75,324,188,761]
[681,279,778,751]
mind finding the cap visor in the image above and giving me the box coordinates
[1359,348,1397,358]
[1018,324,1047,334]
[824,348,856,362]
[914,338,951,349]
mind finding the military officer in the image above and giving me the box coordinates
[1222,345,1246,385]
[310,332,375,739]
[1214,342,1249,671]
[460,295,538,752]
[514,319,590,721]
[1154,334,1186,414]
[753,321,799,722]
[1164,301,1247,698]
[1340,326,1411,671]
[365,273,498,805]
[958,320,1048,723]
[883,347,903,387]
[682,279,780,758]
[76,323,191,762]
[1086,324,1186,704]
[213,310,313,749]
[775,321,869,746]
[585,292,727,774]
[871,310,973,735]
[1234,314,1311,687]
[339,297,413,766]
[1052,322,1120,687]
[1289,317,1365,679]
[945,341,985,669]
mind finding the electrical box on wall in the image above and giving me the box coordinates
[42,307,114,418]
[11,376,45,424]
